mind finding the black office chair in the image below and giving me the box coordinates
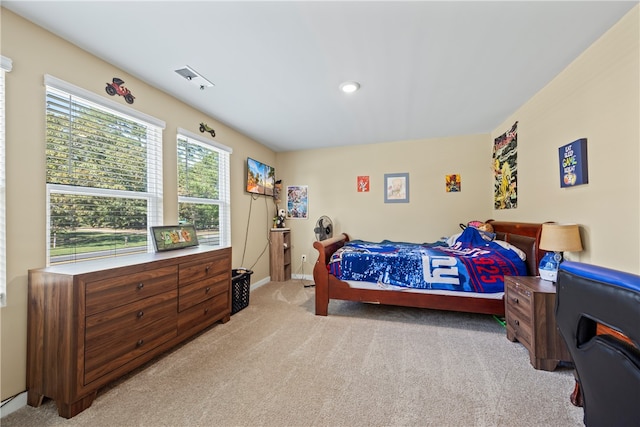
[555,261,640,427]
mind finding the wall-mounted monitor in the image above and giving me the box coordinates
[246,157,275,196]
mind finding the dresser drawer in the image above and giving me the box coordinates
[84,302,177,385]
[85,266,178,316]
[179,255,230,287]
[178,292,228,335]
[178,276,228,312]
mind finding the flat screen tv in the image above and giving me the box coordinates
[246,157,275,196]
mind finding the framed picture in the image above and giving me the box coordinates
[286,185,308,219]
[559,138,588,187]
[151,224,199,252]
[384,173,409,203]
[445,174,461,192]
[357,176,370,192]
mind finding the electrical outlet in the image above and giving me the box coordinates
[301,254,307,263]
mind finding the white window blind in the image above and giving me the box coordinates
[0,56,12,306]
[177,128,231,248]
[45,76,165,265]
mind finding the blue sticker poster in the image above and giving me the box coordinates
[559,138,588,187]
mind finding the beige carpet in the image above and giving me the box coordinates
[2,279,584,427]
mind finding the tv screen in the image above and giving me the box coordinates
[246,157,275,196]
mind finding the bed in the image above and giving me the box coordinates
[313,220,547,316]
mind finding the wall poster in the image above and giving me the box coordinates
[559,138,588,187]
[357,176,370,192]
[493,121,518,209]
[286,185,308,219]
[445,174,461,192]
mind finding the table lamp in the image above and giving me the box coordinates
[539,223,583,282]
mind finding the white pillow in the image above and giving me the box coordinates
[493,240,527,261]
[446,232,462,247]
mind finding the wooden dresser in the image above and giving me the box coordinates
[504,275,571,371]
[27,246,231,418]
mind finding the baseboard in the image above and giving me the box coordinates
[251,275,271,290]
[1,391,27,418]
[251,274,313,288]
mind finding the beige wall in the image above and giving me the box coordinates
[276,133,493,275]
[490,5,639,271]
[1,4,638,406]
[0,9,276,400]
[278,5,639,275]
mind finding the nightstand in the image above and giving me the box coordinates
[504,276,572,371]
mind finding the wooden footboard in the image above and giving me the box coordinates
[313,233,349,316]
[312,221,546,316]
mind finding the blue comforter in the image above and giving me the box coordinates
[328,227,527,293]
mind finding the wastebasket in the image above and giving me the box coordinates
[231,268,253,314]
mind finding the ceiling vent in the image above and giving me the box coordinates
[175,65,215,89]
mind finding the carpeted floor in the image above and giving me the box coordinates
[2,279,584,426]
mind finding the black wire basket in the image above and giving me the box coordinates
[231,269,253,314]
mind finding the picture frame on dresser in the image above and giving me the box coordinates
[151,224,199,252]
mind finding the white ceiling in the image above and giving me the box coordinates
[3,1,637,152]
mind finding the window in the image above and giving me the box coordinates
[45,75,165,265]
[177,128,231,248]
[0,56,11,306]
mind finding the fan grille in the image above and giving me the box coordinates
[314,216,333,240]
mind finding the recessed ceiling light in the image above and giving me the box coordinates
[339,81,360,93]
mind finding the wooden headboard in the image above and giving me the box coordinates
[487,220,548,276]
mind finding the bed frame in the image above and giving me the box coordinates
[312,220,547,317]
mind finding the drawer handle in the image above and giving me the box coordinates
[137,282,144,290]
[137,310,144,318]
[511,297,519,304]
[205,287,211,293]
[136,339,144,347]
[205,265,211,274]
[514,319,520,326]
[204,308,209,315]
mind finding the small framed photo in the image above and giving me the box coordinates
[357,176,370,192]
[151,224,199,252]
[445,174,461,192]
[384,173,409,203]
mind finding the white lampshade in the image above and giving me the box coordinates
[539,223,583,252]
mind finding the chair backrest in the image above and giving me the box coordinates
[556,261,640,427]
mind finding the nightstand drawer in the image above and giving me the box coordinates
[505,283,532,319]
[506,310,532,348]
[505,278,533,305]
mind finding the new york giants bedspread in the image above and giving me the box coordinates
[328,227,527,293]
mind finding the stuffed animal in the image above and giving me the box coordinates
[460,220,495,241]
[274,208,286,228]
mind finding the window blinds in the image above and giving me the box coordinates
[45,76,165,264]
[177,128,231,248]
